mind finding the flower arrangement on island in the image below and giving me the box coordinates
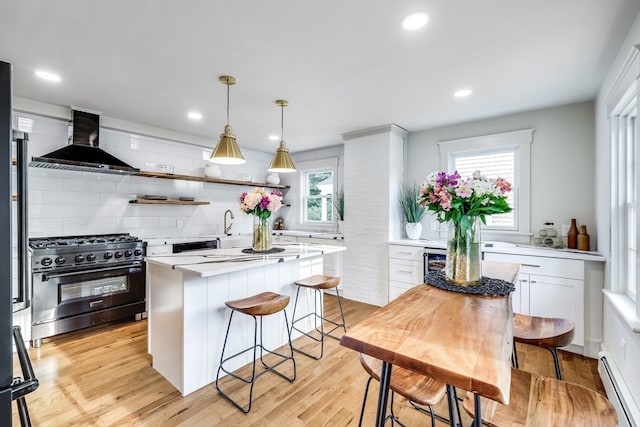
[240,187,283,218]
[418,170,512,285]
[240,187,283,252]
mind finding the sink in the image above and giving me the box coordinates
[217,235,252,248]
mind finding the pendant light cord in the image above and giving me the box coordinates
[226,82,230,125]
[281,103,284,141]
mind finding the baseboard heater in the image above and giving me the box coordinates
[598,351,639,427]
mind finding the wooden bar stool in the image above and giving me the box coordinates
[215,291,296,413]
[512,313,575,379]
[357,354,451,427]
[290,274,346,359]
[462,367,617,426]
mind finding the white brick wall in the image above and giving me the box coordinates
[15,112,278,239]
[342,125,406,306]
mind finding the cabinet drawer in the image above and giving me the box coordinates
[389,245,423,262]
[483,252,584,280]
[389,259,423,284]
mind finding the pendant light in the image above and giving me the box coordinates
[268,99,296,173]
[209,75,246,165]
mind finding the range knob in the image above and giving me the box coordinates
[124,250,133,257]
[86,253,96,262]
[134,249,143,256]
[104,252,113,260]
[114,251,123,259]
[75,254,85,263]
[41,257,53,267]
[55,256,65,265]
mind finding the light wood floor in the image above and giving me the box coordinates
[14,295,605,426]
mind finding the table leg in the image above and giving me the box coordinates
[474,393,482,427]
[375,361,392,427]
[445,384,458,427]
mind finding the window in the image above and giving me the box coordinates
[450,149,516,228]
[439,129,533,239]
[298,158,339,225]
[612,84,638,302]
[303,170,334,222]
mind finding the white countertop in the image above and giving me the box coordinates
[145,244,346,277]
[389,238,606,262]
[273,230,344,239]
[145,231,343,246]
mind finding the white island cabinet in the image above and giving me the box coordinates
[145,244,345,396]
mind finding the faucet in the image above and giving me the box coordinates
[224,209,234,234]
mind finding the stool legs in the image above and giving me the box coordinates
[290,287,346,360]
[215,309,296,413]
[512,342,564,380]
[357,376,442,427]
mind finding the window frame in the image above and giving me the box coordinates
[297,158,339,226]
[438,129,533,243]
[611,79,638,303]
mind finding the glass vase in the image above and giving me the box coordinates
[446,216,482,286]
[252,215,272,252]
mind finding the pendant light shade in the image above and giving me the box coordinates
[210,75,246,165]
[268,99,296,173]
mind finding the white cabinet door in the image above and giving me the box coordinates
[529,274,584,346]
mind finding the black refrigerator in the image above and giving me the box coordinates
[1,60,38,426]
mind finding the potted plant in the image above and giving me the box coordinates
[334,187,344,233]
[400,183,426,240]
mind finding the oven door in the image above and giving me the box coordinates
[31,263,145,325]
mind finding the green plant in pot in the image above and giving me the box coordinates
[400,183,426,240]
[334,187,344,233]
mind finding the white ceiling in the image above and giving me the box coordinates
[1,1,639,154]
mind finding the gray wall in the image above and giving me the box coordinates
[405,101,596,245]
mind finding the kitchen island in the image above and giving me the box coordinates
[145,244,345,396]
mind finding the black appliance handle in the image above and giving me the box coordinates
[41,263,142,281]
[13,132,30,311]
[11,326,39,427]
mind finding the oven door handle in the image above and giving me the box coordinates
[41,264,141,281]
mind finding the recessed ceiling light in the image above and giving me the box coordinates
[34,69,61,82]
[454,89,473,98]
[187,111,203,120]
[401,11,430,31]
[268,134,280,141]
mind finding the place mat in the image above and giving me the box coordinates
[425,270,515,296]
[241,247,286,254]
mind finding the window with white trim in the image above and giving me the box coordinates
[612,82,638,302]
[298,158,339,225]
[439,129,533,237]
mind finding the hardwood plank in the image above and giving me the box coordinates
[14,295,605,426]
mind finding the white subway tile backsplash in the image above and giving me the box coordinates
[16,111,277,238]
[42,190,101,205]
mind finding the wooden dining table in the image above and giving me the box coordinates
[340,261,520,427]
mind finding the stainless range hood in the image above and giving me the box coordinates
[29,109,140,175]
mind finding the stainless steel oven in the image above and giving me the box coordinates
[29,234,146,347]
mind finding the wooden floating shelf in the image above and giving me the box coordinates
[135,171,290,190]
[129,199,210,205]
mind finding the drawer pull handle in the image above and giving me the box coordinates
[522,263,540,268]
[398,269,413,273]
[530,280,537,284]
[520,279,528,283]
[398,251,412,255]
